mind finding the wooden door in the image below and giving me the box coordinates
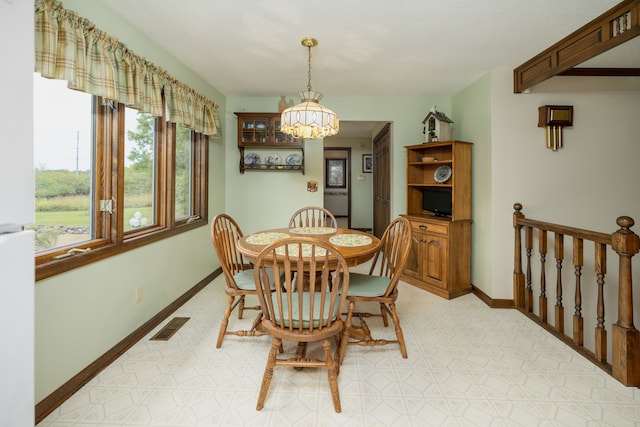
[373,124,390,238]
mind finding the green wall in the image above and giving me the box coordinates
[451,73,492,295]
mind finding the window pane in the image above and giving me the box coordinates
[30,73,94,252]
[124,108,156,231]
[175,125,192,219]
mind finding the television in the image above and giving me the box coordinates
[422,188,452,217]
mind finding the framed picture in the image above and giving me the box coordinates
[326,158,346,188]
[362,154,373,173]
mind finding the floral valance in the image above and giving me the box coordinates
[34,0,220,136]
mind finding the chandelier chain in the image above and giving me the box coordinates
[307,45,312,92]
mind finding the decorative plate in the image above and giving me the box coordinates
[244,152,260,165]
[434,165,452,183]
[289,227,337,235]
[285,153,302,166]
[265,153,281,166]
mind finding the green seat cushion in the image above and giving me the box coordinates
[234,268,281,291]
[271,292,340,328]
[345,272,390,297]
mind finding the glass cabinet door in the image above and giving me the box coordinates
[272,117,296,143]
[237,113,302,146]
[241,118,268,143]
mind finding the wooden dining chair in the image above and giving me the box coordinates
[210,213,272,348]
[289,206,337,228]
[338,216,413,362]
[253,237,350,413]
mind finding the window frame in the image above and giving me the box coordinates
[35,96,208,281]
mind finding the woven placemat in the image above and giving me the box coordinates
[289,227,337,235]
[245,232,289,245]
[275,244,327,257]
[329,234,373,247]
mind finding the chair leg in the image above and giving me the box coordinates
[238,295,245,319]
[338,300,355,365]
[389,302,408,358]
[324,338,341,413]
[379,302,389,327]
[256,337,280,411]
[216,295,235,348]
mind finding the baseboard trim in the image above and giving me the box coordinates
[471,285,515,309]
[35,269,221,425]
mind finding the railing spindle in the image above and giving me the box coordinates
[539,229,548,322]
[555,233,564,333]
[526,226,533,313]
[573,237,584,346]
[594,242,607,363]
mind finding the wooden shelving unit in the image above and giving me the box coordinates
[401,140,473,299]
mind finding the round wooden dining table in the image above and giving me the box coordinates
[237,227,380,266]
[237,226,379,363]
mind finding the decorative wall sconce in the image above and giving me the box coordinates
[538,105,573,151]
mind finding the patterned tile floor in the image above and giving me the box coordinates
[40,263,640,426]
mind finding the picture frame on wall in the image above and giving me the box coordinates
[326,158,346,188]
[362,154,373,173]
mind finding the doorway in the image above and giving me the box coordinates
[323,147,351,229]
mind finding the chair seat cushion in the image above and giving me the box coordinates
[271,292,340,328]
[345,272,390,297]
[234,268,280,291]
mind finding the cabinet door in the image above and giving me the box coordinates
[403,232,424,280]
[271,116,293,143]
[240,117,269,143]
[423,233,448,289]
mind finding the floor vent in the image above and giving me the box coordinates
[150,317,190,341]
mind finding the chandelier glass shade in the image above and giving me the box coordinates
[281,38,339,139]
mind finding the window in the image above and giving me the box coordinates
[124,108,156,231]
[31,75,94,252]
[174,125,193,220]
[32,73,208,280]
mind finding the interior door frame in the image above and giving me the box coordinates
[323,147,351,229]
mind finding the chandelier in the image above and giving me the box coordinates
[280,37,339,139]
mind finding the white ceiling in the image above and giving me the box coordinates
[98,0,636,135]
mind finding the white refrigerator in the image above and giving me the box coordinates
[0,1,36,426]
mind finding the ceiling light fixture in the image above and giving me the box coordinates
[281,37,339,140]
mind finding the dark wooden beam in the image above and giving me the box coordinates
[514,0,640,93]
[559,67,640,76]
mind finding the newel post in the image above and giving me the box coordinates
[513,203,525,309]
[611,216,640,387]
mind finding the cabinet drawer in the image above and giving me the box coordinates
[411,221,448,235]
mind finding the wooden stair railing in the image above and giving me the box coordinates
[513,203,639,387]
